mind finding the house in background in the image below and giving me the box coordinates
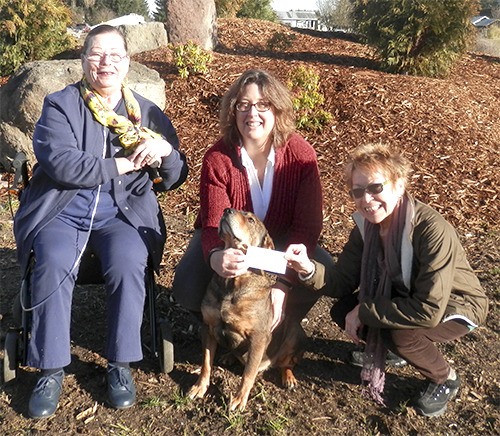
[275,10,320,30]
[471,16,500,35]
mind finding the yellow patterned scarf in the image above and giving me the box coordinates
[80,77,162,152]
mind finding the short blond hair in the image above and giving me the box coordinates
[344,143,412,189]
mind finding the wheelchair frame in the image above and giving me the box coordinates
[2,153,174,383]
[3,248,174,383]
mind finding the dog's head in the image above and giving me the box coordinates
[218,208,274,253]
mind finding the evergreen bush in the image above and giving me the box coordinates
[351,0,480,77]
[0,0,75,76]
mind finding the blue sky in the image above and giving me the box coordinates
[147,1,319,15]
[271,0,319,11]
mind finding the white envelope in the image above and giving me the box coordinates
[245,246,287,274]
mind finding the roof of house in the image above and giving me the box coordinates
[92,13,145,29]
[471,16,499,27]
[276,10,318,21]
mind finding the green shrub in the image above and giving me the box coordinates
[0,0,75,76]
[169,41,212,79]
[287,65,333,132]
[215,0,245,18]
[351,0,480,77]
[266,32,297,51]
[237,0,277,21]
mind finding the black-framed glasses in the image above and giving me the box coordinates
[350,181,388,199]
[84,52,128,63]
[235,101,271,112]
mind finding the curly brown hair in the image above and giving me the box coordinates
[219,69,296,149]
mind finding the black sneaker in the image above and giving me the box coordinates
[350,350,407,368]
[414,375,461,417]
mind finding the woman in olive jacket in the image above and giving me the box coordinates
[284,142,488,418]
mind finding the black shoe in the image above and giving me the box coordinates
[107,364,136,409]
[414,375,461,417]
[28,370,64,419]
[350,349,407,368]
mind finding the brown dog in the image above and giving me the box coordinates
[187,208,305,411]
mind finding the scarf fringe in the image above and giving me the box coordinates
[361,366,387,406]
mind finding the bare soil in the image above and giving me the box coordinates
[1,18,499,435]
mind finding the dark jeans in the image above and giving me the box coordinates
[331,293,471,384]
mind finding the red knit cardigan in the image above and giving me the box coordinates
[195,133,323,269]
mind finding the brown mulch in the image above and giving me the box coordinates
[1,18,499,435]
[134,19,500,253]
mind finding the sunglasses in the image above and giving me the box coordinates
[349,181,388,199]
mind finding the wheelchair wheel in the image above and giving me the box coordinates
[159,319,174,374]
[3,329,20,383]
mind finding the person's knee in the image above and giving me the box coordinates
[330,302,346,330]
[109,264,146,283]
[329,294,358,330]
[172,238,213,311]
[383,328,418,350]
[172,264,212,312]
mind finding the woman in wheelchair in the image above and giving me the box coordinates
[13,25,188,419]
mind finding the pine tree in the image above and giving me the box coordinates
[99,0,149,18]
[153,0,165,21]
[215,0,245,18]
[352,0,480,77]
[237,0,277,21]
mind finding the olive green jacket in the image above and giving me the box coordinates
[303,200,488,329]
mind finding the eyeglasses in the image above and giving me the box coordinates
[84,52,128,63]
[235,101,271,112]
[349,181,388,199]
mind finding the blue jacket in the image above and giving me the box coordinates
[14,83,188,271]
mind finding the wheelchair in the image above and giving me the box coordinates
[2,153,174,383]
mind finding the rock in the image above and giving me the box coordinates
[0,60,166,171]
[118,22,169,55]
[165,0,218,50]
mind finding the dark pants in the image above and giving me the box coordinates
[331,293,471,384]
[27,216,148,369]
[172,229,334,322]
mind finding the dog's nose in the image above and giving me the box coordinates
[223,208,235,216]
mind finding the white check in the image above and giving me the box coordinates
[245,246,287,274]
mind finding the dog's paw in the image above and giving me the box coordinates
[281,367,298,390]
[229,394,249,412]
[187,382,209,400]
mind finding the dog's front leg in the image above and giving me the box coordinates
[188,325,217,400]
[229,333,268,411]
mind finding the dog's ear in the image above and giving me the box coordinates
[261,231,274,250]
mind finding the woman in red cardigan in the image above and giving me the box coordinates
[172,69,333,329]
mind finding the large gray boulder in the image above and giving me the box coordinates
[165,0,218,50]
[118,22,169,55]
[0,60,166,171]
